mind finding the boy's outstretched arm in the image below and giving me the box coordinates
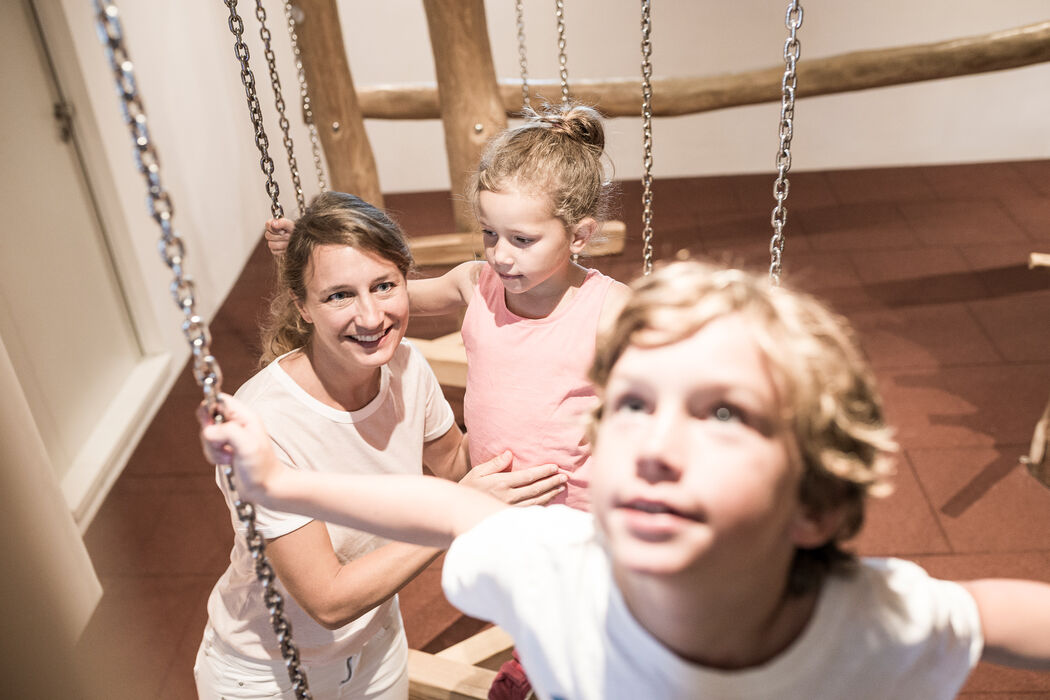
[200,395,507,548]
[963,578,1050,670]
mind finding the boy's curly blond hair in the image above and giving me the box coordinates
[590,261,898,594]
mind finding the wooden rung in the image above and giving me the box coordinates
[408,332,467,388]
[435,625,514,667]
[409,220,627,268]
[410,232,483,267]
[1022,392,1050,486]
[583,219,626,258]
[407,649,497,700]
[1029,252,1050,269]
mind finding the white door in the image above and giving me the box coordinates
[0,2,142,503]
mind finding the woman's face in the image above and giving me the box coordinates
[295,244,409,372]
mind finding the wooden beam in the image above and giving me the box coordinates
[407,649,497,700]
[1022,393,1050,484]
[435,625,515,668]
[408,332,467,388]
[355,21,1050,119]
[408,220,625,268]
[292,0,383,207]
[422,0,508,232]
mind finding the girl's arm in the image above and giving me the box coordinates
[962,578,1050,670]
[200,395,506,548]
[264,217,294,255]
[408,261,484,316]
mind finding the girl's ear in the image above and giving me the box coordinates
[569,217,599,254]
[790,505,845,549]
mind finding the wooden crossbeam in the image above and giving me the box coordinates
[355,21,1050,120]
[408,649,498,700]
[435,625,515,668]
[410,220,627,268]
[408,332,467,388]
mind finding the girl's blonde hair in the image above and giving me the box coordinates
[590,261,898,594]
[259,192,413,366]
[467,102,611,228]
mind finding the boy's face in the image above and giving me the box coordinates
[591,314,821,581]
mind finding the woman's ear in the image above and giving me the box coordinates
[293,296,313,325]
[790,506,846,549]
[569,217,599,254]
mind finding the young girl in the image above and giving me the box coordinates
[266,103,631,511]
[202,260,1050,700]
[196,192,565,700]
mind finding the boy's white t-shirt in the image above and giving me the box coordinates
[207,340,455,664]
[443,506,984,700]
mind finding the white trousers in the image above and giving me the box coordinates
[193,615,409,699]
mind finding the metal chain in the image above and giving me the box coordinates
[555,0,570,104]
[640,0,654,276]
[92,0,225,417]
[252,0,306,216]
[284,1,328,193]
[515,0,531,110]
[224,0,284,220]
[769,0,803,286]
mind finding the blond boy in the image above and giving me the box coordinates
[201,261,1050,699]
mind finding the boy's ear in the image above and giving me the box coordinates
[790,506,845,549]
[569,217,599,254]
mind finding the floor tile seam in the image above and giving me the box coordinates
[963,299,1046,365]
[877,360,1050,377]
[1005,161,1048,200]
[898,450,955,554]
[904,548,1050,557]
[95,573,219,584]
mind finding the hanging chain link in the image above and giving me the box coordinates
[555,0,570,104]
[640,0,655,276]
[224,0,284,220]
[515,0,531,110]
[92,0,225,417]
[252,0,305,216]
[769,0,802,286]
[284,1,328,194]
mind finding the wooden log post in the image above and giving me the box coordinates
[422,0,508,233]
[292,0,383,207]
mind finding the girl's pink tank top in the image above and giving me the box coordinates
[461,265,615,511]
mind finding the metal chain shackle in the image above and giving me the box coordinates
[769,0,802,286]
[284,1,328,194]
[224,0,284,220]
[252,0,306,216]
[555,0,570,104]
[640,0,655,276]
[95,2,313,696]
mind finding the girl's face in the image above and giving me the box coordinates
[476,187,589,297]
[591,314,821,582]
[295,244,409,372]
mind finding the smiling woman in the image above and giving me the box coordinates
[195,191,567,699]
